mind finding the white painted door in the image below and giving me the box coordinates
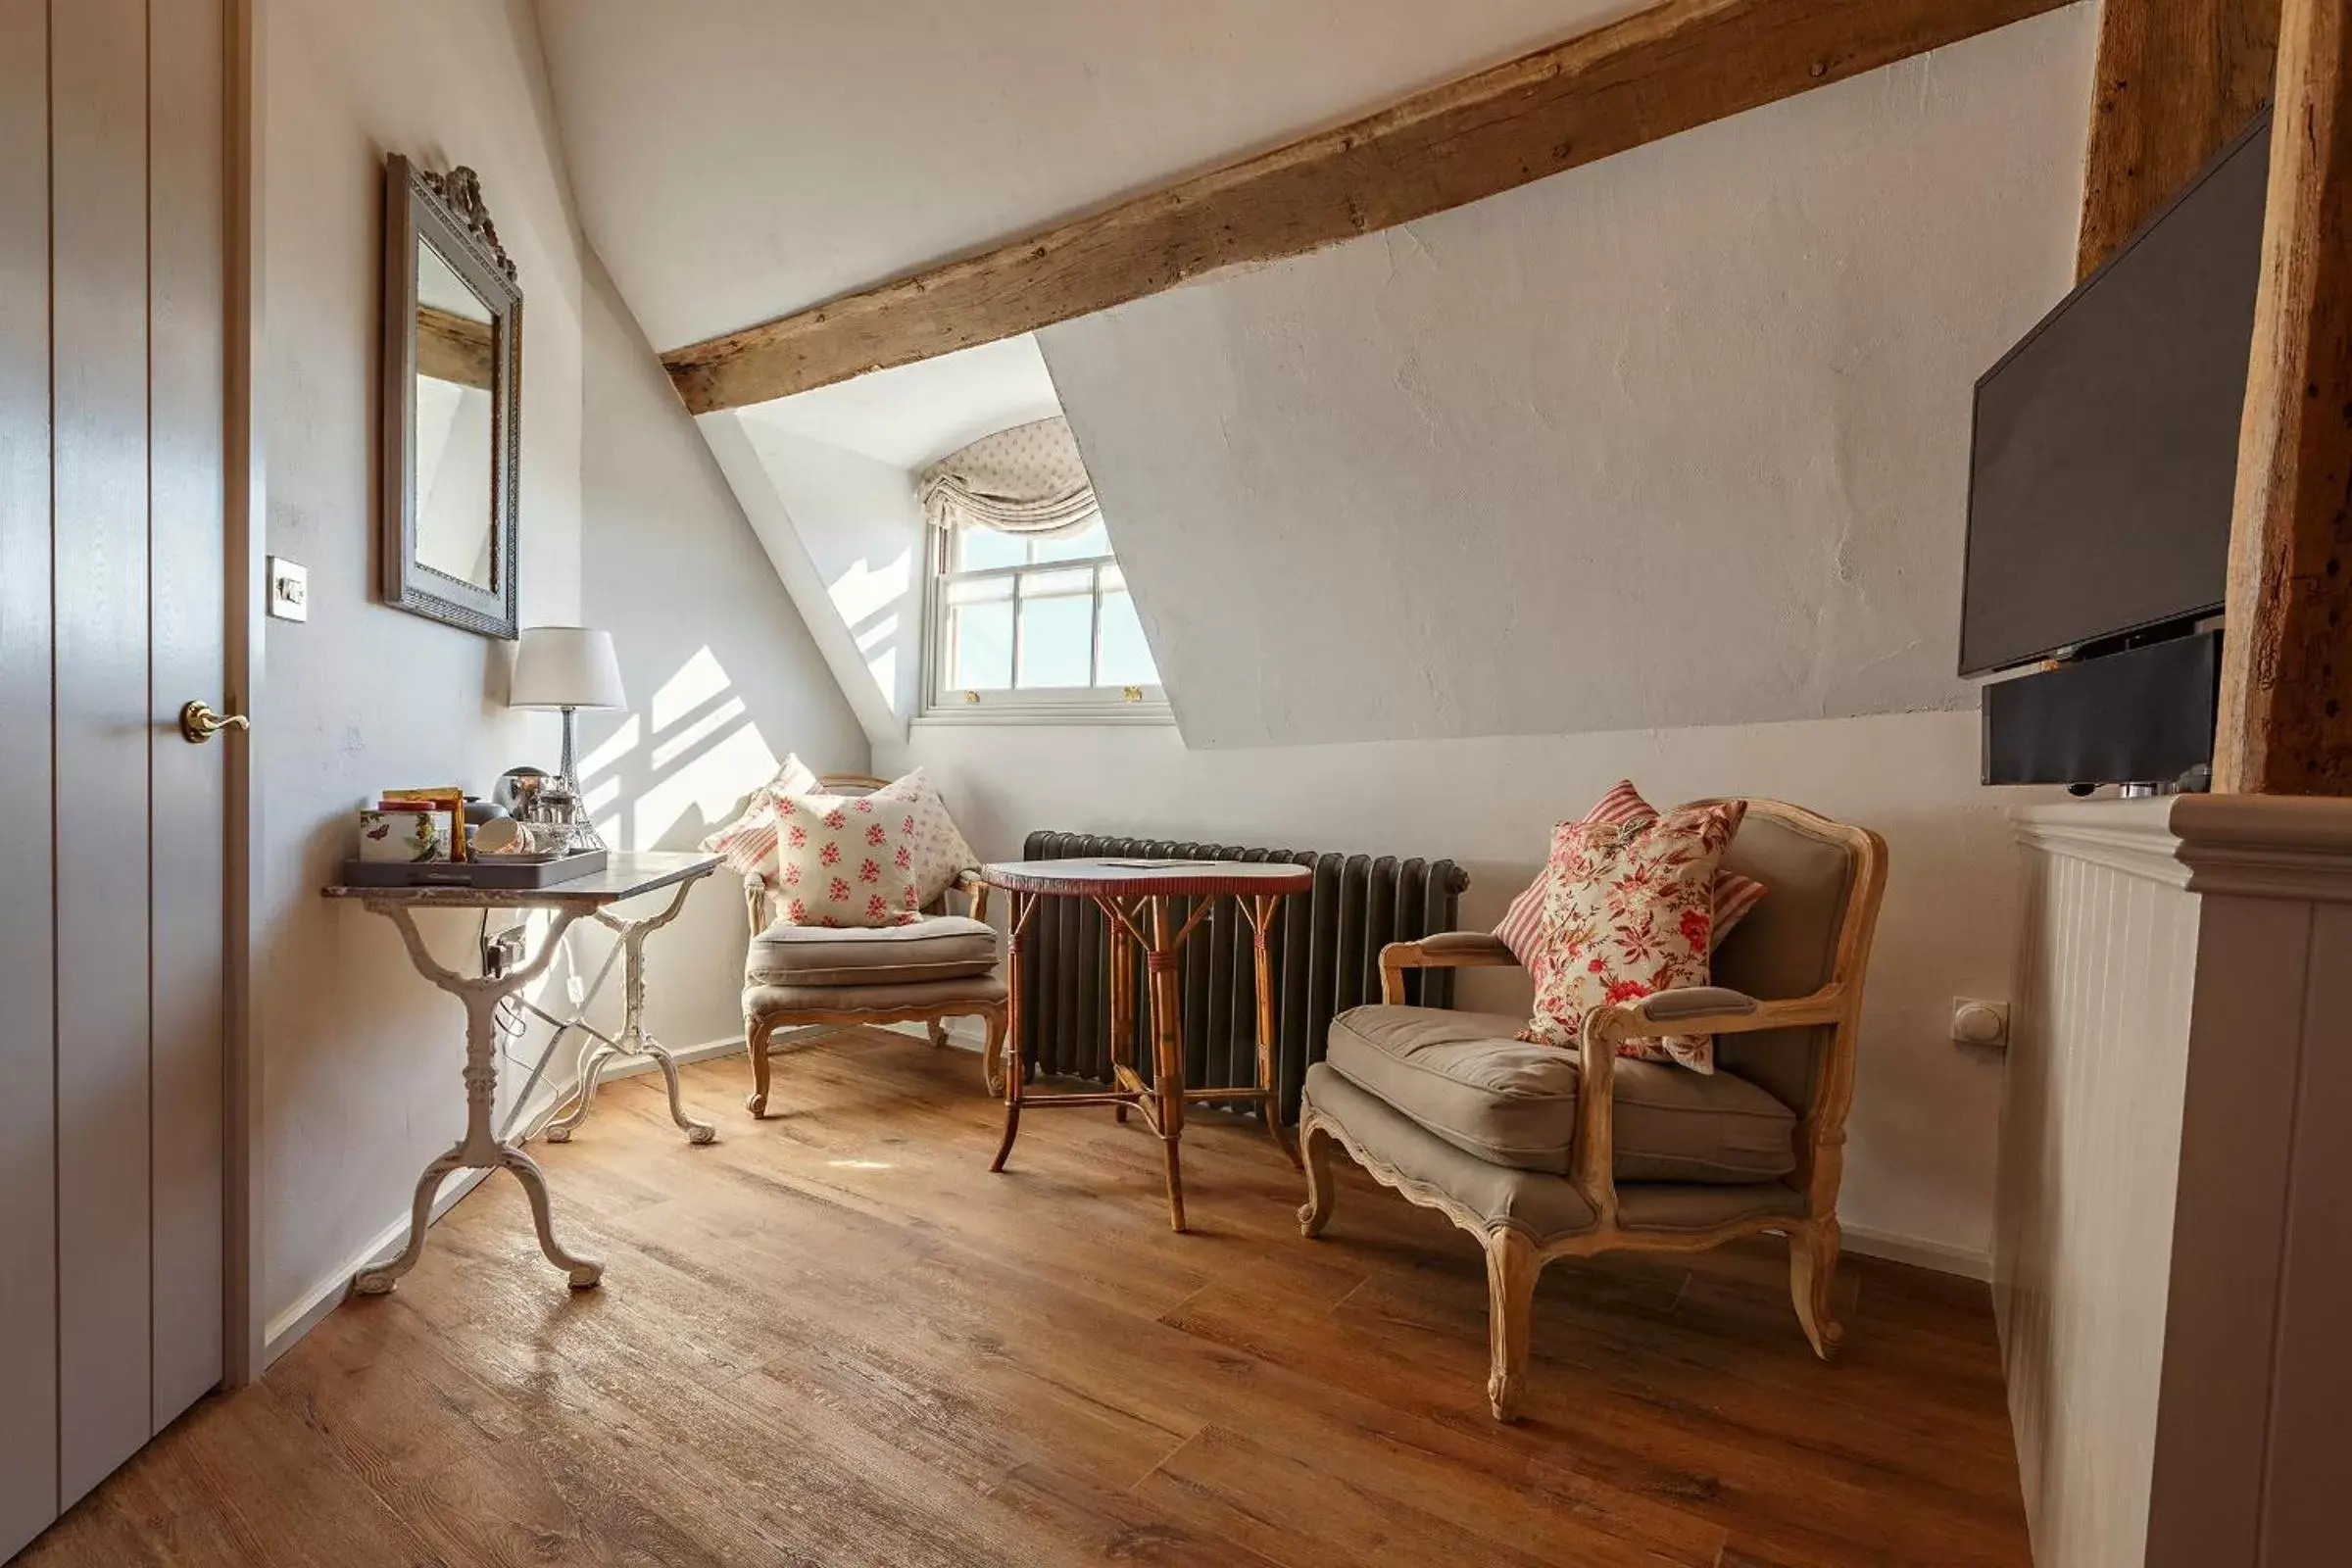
[0,0,230,1554]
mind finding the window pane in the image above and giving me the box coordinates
[945,573,1012,606]
[954,524,1028,571]
[1030,517,1109,564]
[1018,566,1094,599]
[1016,593,1093,689]
[947,601,1012,690]
[1096,589,1158,686]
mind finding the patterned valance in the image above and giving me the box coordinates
[918,416,1098,536]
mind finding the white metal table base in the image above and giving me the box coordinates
[537,878,716,1147]
[353,902,605,1295]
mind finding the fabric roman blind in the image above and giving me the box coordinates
[918,415,1097,535]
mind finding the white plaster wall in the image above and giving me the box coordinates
[574,254,868,1055]
[889,710,2037,1268]
[729,419,928,727]
[1041,6,2098,749]
[257,0,587,1331]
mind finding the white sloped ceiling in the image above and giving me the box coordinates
[535,0,2097,751]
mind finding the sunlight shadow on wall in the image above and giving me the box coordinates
[577,645,778,852]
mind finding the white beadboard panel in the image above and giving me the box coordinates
[147,0,228,1428]
[2144,896,2312,1568]
[50,0,158,1511]
[0,0,55,1552]
[2261,901,2352,1566]
[1998,819,2201,1568]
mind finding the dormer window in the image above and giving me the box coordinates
[924,512,1164,719]
[917,416,1166,722]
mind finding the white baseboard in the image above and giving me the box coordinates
[262,1034,743,1369]
[1841,1223,1992,1282]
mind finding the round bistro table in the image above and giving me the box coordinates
[981,858,1313,1231]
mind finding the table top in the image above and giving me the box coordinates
[982,857,1314,899]
[322,851,723,907]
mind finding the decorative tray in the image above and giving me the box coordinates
[337,849,609,889]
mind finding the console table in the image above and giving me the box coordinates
[980,858,1311,1231]
[321,851,722,1294]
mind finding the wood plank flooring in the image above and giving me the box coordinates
[16,1030,2032,1567]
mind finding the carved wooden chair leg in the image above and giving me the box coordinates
[925,1019,951,1049]
[745,1018,773,1119]
[1484,1227,1541,1423]
[1297,1112,1338,1238]
[1789,1217,1845,1360]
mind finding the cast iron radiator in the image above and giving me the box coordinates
[1015,832,1471,1123]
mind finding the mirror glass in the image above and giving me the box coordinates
[411,239,498,590]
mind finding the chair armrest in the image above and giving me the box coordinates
[953,866,991,925]
[743,872,771,938]
[1566,983,1848,1224]
[1595,984,1848,1041]
[1379,932,1520,1004]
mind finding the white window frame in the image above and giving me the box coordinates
[916,514,1171,724]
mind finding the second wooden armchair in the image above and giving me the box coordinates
[1296,798,1887,1421]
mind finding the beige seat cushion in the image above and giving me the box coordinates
[746,914,997,988]
[1324,1004,1797,1184]
[744,974,1007,1019]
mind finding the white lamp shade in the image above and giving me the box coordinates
[509,626,626,710]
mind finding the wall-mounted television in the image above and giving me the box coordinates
[1958,111,2271,678]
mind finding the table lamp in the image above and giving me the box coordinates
[508,625,626,828]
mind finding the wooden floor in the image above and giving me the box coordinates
[20,1031,2031,1568]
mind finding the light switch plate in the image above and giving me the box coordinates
[267,557,309,622]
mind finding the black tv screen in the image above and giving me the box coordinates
[1958,112,2270,677]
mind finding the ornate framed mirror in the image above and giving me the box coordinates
[381,155,521,639]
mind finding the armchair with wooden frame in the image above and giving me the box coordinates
[741,774,1008,1117]
[1296,799,1886,1421]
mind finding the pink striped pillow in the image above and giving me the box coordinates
[1494,782,1766,964]
[700,754,820,878]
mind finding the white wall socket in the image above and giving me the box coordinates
[1951,998,2010,1050]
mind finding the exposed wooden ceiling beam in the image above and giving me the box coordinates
[416,306,494,391]
[2076,0,2281,278]
[2215,0,2352,794]
[662,0,2074,415]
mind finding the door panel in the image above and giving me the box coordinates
[149,0,228,1423]
[0,0,57,1551]
[52,0,159,1507]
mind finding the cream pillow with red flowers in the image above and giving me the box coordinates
[700,754,820,878]
[770,792,925,928]
[1519,799,1747,1074]
[860,768,981,906]
[1494,781,1765,963]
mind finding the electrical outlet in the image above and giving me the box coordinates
[483,928,527,978]
[566,974,587,1006]
[1951,998,2010,1051]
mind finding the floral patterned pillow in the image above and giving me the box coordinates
[1493,781,1765,964]
[699,754,820,877]
[864,768,981,906]
[769,791,925,928]
[1519,799,1747,1074]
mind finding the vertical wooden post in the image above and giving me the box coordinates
[2077,0,2282,277]
[2215,0,2352,793]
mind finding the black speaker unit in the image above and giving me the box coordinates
[1982,630,2221,787]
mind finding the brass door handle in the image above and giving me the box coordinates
[179,700,250,744]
